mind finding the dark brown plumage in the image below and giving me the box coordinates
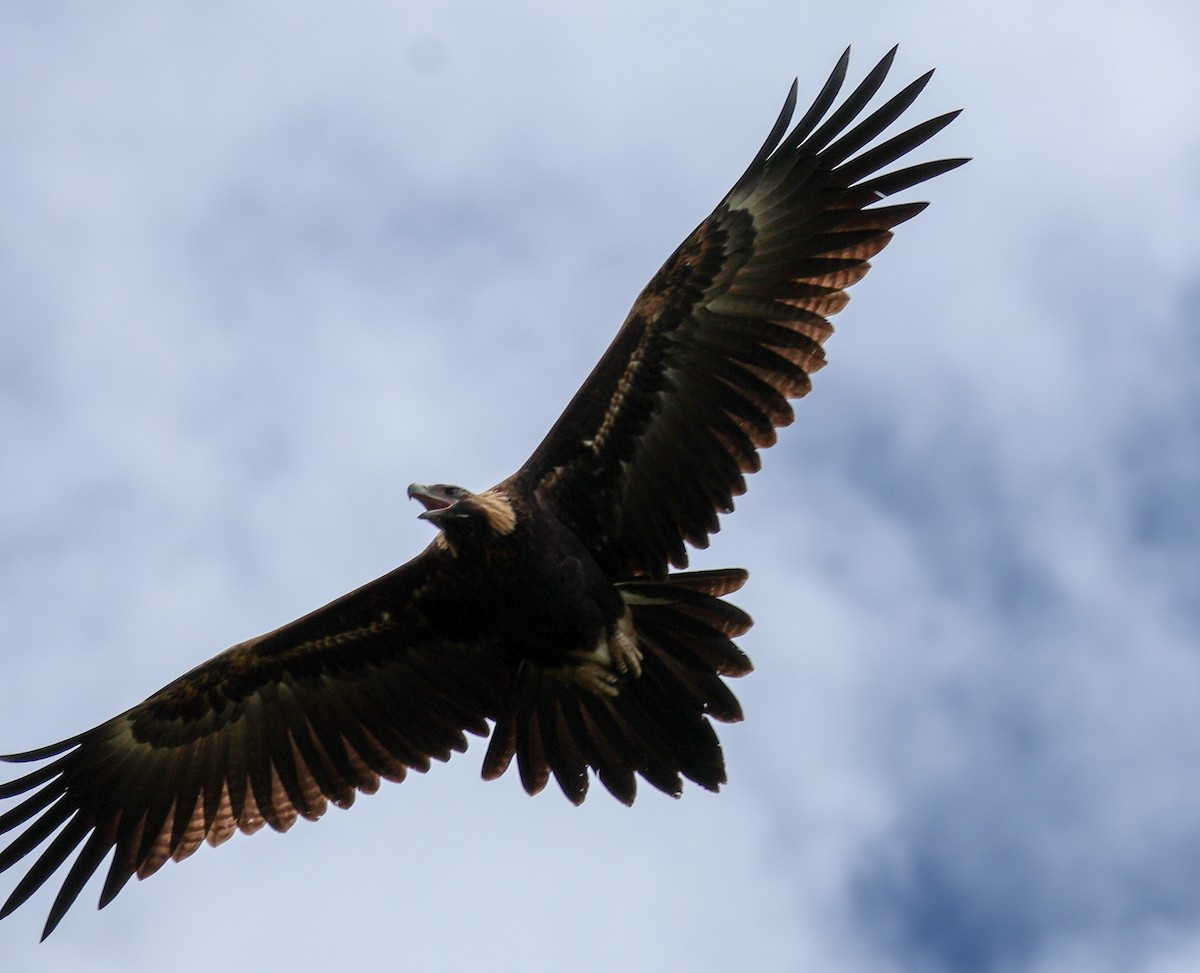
[0,47,965,939]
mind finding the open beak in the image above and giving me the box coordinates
[407,483,455,521]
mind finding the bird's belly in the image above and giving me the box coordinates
[461,552,622,668]
[489,586,615,667]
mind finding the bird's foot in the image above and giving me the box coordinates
[565,624,642,697]
[610,629,643,678]
[571,659,620,698]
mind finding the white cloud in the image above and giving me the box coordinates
[2,2,1199,970]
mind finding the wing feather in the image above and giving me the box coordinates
[0,549,511,939]
[519,49,966,576]
[800,45,898,155]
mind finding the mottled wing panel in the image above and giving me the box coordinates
[519,48,966,577]
[0,553,509,939]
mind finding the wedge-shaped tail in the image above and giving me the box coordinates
[483,569,754,805]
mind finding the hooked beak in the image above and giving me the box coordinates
[407,483,455,521]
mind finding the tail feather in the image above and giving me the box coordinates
[634,605,754,677]
[640,568,749,598]
[482,568,754,805]
[541,695,589,804]
[639,627,745,722]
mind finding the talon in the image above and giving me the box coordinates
[573,660,620,697]
[611,630,643,678]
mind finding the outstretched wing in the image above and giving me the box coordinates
[517,48,967,578]
[0,547,511,939]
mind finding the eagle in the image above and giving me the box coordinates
[0,47,964,939]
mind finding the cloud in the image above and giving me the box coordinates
[2,2,1199,971]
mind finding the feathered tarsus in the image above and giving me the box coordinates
[0,47,965,939]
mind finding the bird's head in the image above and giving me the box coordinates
[407,483,518,544]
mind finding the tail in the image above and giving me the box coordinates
[481,569,754,805]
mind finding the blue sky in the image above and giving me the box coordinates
[2,2,1199,970]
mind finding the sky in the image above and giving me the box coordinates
[1,2,1199,970]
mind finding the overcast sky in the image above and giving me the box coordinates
[2,2,1199,971]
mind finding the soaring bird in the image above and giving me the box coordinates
[0,48,965,939]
